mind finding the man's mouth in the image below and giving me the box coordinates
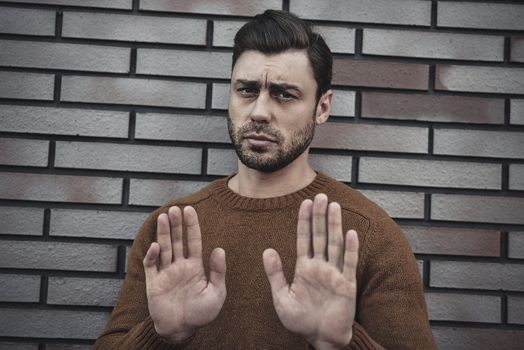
[242,133,277,147]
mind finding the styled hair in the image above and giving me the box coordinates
[232,9,332,100]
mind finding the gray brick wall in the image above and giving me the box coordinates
[0,0,523,349]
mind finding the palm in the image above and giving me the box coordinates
[263,194,359,350]
[143,206,226,342]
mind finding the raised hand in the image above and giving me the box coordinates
[143,206,227,343]
[263,194,359,350]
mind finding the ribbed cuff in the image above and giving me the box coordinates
[135,316,195,350]
[347,322,385,350]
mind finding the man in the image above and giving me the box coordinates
[94,10,437,350]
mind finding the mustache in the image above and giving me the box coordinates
[238,122,282,142]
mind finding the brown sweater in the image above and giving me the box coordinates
[94,173,437,350]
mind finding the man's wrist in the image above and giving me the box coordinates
[308,329,352,350]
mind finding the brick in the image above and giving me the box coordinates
[0,274,40,302]
[361,92,504,124]
[402,226,500,257]
[0,71,54,100]
[0,206,44,236]
[0,308,109,339]
[0,138,48,167]
[509,232,524,259]
[0,7,55,36]
[46,345,91,350]
[213,20,246,47]
[510,164,524,190]
[0,105,129,138]
[212,84,355,117]
[312,122,428,153]
[137,49,231,79]
[140,0,281,16]
[511,99,524,125]
[212,83,230,110]
[209,149,354,181]
[331,90,355,117]
[61,76,206,108]
[0,172,122,204]
[511,37,524,63]
[47,277,123,306]
[433,327,524,350]
[291,0,430,26]
[313,26,355,54]
[135,113,230,143]
[12,0,131,9]
[363,29,503,61]
[434,129,524,159]
[436,65,524,94]
[0,40,130,73]
[508,296,524,325]
[432,194,524,225]
[50,209,148,240]
[63,12,206,45]
[333,58,429,90]
[129,179,209,207]
[207,148,237,176]
[425,292,501,323]
[359,190,425,219]
[55,141,202,174]
[359,157,501,189]
[438,2,524,31]
[0,343,37,350]
[309,154,352,182]
[430,260,524,291]
[0,240,117,272]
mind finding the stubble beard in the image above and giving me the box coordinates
[227,113,316,173]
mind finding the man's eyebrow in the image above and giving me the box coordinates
[234,79,260,87]
[268,82,301,92]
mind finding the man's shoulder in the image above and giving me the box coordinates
[161,177,226,209]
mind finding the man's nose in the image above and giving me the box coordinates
[249,93,272,123]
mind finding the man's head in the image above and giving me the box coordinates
[228,10,333,173]
[232,10,332,101]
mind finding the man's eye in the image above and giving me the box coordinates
[237,88,258,97]
[274,91,296,101]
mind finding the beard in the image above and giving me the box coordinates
[227,113,316,173]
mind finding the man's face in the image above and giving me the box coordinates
[228,49,319,173]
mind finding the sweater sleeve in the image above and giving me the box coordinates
[343,217,437,350]
[92,209,194,350]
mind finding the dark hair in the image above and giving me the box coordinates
[232,9,332,101]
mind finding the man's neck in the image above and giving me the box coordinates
[228,153,317,198]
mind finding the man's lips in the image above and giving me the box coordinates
[242,133,277,147]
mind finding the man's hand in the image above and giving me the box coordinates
[263,194,359,350]
[143,206,227,343]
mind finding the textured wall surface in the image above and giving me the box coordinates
[0,0,523,349]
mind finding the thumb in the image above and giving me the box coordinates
[209,247,226,291]
[263,248,288,294]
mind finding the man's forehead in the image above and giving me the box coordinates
[231,50,314,88]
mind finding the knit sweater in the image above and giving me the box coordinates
[94,173,437,350]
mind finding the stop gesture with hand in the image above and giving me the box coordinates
[263,194,359,350]
[143,206,227,343]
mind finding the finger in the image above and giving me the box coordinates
[209,247,227,291]
[143,242,160,281]
[263,248,288,294]
[296,199,313,258]
[342,230,359,282]
[312,193,328,259]
[184,206,203,259]
[327,202,344,268]
[168,206,184,259]
[157,213,173,268]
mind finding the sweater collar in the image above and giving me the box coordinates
[209,172,332,211]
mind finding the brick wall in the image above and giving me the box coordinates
[0,0,523,349]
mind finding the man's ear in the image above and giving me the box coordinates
[314,89,333,125]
